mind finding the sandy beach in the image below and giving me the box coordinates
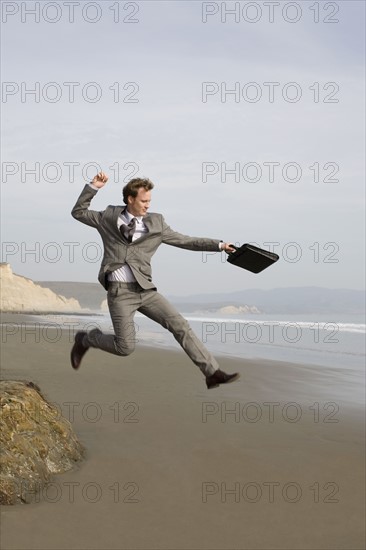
[0,314,364,550]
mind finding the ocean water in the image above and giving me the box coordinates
[26,310,365,371]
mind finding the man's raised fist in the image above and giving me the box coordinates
[91,171,108,188]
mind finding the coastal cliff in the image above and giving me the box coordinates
[0,263,81,313]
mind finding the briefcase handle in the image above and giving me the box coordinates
[226,243,238,254]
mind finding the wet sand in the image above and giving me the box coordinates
[0,316,365,549]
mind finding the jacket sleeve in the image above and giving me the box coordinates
[71,184,104,228]
[161,215,221,252]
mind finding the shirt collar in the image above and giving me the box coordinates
[122,206,143,223]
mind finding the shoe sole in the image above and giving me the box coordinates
[207,373,241,389]
[70,344,80,369]
[71,333,88,370]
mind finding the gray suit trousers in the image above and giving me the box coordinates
[84,281,219,377]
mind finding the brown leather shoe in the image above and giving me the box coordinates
[71,331,89,370]
[206,369,240,389]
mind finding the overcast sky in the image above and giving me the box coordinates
[1,0,365,295]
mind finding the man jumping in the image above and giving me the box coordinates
[70,171,240,389]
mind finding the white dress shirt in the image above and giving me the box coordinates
[109,207,148,282]
[88,183,224,283]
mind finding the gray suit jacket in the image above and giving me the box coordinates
[71,184,222,290]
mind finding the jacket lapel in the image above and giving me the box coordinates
[133,213,152,243]
[111,206,126,241]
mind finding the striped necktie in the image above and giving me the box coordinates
[120,217,137,242]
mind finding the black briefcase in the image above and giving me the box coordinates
[226,243,279,273]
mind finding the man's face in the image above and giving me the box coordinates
[127,188,151,217]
